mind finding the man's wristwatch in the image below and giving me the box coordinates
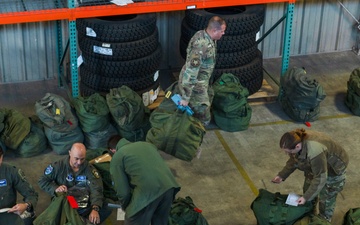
[92,205,100,212]
[25,202,32,212]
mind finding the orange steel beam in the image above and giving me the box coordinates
[0,0,295,25]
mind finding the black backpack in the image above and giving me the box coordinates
[345,67,360,116]
[279,67,326,122]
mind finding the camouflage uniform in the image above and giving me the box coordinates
[178,30,216,124]
[277,130,349,221]
[0,163,38,225]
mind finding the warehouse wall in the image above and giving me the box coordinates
[0,21,59,83]
[0,0,359,83]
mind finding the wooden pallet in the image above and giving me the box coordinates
[148,75,277,110]
[248,79,278,104]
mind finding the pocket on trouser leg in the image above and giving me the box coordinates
[192,104,211,125]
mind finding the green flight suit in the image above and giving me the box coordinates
[110,138,180,218]
[0,163,38,225]
[178,30,216,124]
[38,156,104,210]
[277,130,349,221]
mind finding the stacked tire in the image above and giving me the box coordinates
[180,5,266,95]
[76,13,162,97]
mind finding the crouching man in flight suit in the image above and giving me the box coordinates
[38,143,112,224]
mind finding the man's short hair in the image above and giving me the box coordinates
[107,135,122,151]
[207,16,226,30]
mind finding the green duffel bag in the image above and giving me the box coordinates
[33,194,85,225]
[35,93,79,132]
[106,85,147,132]
[44,126,84,155]
[343,207,360,225]
[212,73,252,131]
[280,94,321,122]
[251,189,314,225]
[345,67,360,116]
[0,108,31,150]
[280,67,326,122]
[293,214,331,225]
[146,109,205,162]
[16,121,48,158]
[168,196,209,225]
[73,93,111,133]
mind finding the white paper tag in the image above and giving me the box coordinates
[117,208,125,220]
[111,0,133,6]
[77,55,83,67]
[93,46,113,56]
[0,208,11,213]
[286,192,300,206]
[85,27,96,37]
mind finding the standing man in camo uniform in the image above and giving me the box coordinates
[271,128,349,222]
[178,16,226,125]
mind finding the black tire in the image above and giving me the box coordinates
[179,38,258,68]
[180,18,257,53]
[212,50,263,95]
[81,45,162,78]
[80,66,159,92]
[76,13,157,42]
[80,76,160,97]
[78,27,159,61]
[185,4,265,35]
[215,45,259,69]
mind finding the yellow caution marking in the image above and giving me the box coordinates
[215,130,259,196]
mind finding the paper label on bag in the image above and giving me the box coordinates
[117,208,125,220]
[286,192,300,206]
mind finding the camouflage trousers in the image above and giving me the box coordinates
[303,172,346,221]
[189,87,214,125]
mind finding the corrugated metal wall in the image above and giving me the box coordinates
[0,0,359,83]
[0,21,59,83]
[259,0,360,58]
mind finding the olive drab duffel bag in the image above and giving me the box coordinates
[168,196,209,225]
[72,93,110,133]
[146,81,205,162]
[293,214,331,225]
[0,108,31,150]
[106,85,151,142]
[212,73,252,132]
[345,67,360,116]
[343,207,360,225]
[146,109,205,162]
[251,189,314,225]
[279,67,326,122]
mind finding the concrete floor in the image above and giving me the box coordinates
[1,50,360,225]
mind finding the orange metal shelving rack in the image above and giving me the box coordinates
[0,0,295,24]
[0,0,295,97]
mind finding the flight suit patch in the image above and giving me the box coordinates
[45,165,53,175]
[92,170,100,179]
[18,169,26,181]
[0,179,7,187]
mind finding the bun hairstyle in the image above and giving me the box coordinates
[279,128,307,149]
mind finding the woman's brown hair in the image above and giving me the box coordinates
[279,128,307,149]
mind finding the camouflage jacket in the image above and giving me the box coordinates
[278,130,349,201]
[178,30,216,105]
